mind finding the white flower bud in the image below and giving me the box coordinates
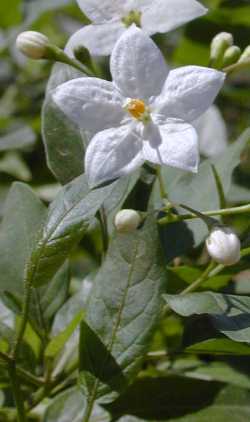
[238,45,250,63]
[206,226,241,266]
[210,32,233,63]
[223,45,241,67]
[16,31,49,59]
[114,209,141,233]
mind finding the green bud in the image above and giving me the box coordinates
[210,32,233,66]
[238,45,250,63]
[73,45,92,67]
[222,45,241,67]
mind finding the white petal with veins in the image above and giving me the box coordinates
[142,0,207,35]
[110,25,169,100]
[154,66,225,122]
[85,124,144,187]
[52,78,125,134]
[143,120,199,172]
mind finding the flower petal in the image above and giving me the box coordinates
[110,25,169,100]
[154,66,225,122]
[143,120,199,172]
[194,105,228,158]
[141,0,207,35]
[65,21,125,57]
[85,125,144,187]
[52,78,125,134]
[76,0,125,23]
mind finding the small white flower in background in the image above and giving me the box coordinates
[193,105,228,158]
[66,0,207,56]
[206,226,241,266]
[16,31,49,59]
[114,209,142,233]
[53,26,225,187]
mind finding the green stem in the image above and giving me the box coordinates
[223,59,250,75]
[82,397,95,422]
[98,206,109,256]
[156,166,168,200]
[0,351,43,387]
[163,261,216,316]
[211,164,226,210]
[47,45,94,76]
[158,203,250,225]
[180,261,216,295]
[8,362,27,422]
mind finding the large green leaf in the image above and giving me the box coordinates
[0,182,46,297]
[42,63,85,184]
[26,175,121,287]
[79,218,166,402]
[0,182,70,337]
[164,292,250,343]
[107,378,250,422]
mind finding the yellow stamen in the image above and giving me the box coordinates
[127,99,146,120]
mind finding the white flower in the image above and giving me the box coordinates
[16,31,49,59]
[53,26,225,187]
[193,105,228,158]
[114,209,142,233]
[66,0,207,56]
[206,226,241,266]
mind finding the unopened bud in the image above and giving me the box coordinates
[238,45,250,63]
[210,32,233,65]
[16,31,49,59]
[114,209,142,233]
[222,45,241,67]
[206,226,241,266]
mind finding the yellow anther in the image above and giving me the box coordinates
[127,99,146,120]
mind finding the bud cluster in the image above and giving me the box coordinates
[210,31,250,69]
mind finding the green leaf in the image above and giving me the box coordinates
[51,276,91,374]
[79,218,166,402]
[29,262,70,332]
[108,379,250,422]
[0,182,46,297]
[42,63,85,184]
[158,215,194,264]
[185,338,250,356]
[0,152,32,181]
[0,0,22,28]
[167,265,233,292]
[43,387,109,422]
[45,310,84,359]
[158,357,250,389]
[164,292,250,343]
[27,175,121,287]
[153,128,250,245]
[0,126,36,152]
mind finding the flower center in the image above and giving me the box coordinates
[122,10,142,28]
[125,99,151,123]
